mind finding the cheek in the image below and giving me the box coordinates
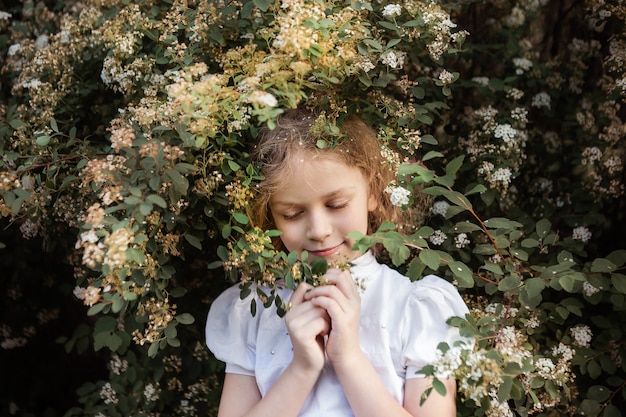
[276,223,299,249]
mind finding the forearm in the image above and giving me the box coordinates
[219,364,319,417]
[333,350,414,417]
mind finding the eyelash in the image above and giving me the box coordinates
[281,202,348,220]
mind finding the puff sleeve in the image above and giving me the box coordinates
[205,285,259,376]
[401,275,471,379]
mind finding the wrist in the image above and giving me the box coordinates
[330,348,368,375]
[286,359,324,382]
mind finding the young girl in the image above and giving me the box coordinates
[206,108,470,417]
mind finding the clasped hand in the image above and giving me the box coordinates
[285,268,361,373]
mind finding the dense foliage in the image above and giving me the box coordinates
[0,0,625,416]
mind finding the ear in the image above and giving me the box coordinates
[367,192,379,212]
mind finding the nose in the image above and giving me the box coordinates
[306,208,332,242]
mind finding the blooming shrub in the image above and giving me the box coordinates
[0,0,625,416]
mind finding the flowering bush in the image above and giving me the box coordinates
[1,0,625,416]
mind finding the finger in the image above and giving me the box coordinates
[321,269,358,298]
[289,282,314,307]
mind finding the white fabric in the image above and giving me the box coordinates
[206,251,470,416]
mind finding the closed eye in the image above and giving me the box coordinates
[281,211,303,220]
[327,200,349,210]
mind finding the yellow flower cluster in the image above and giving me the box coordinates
[132,297,176,346]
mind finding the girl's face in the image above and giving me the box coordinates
[269,156,378,263]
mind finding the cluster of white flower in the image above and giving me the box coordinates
[109,354,129,375]
[572,226,592,242]
[491,167,512,184]
[496,326,532,366]
[512,57,533,74]
[582,281,600,296]
[486,389,514,417]
[432,200,450,216]
[380,50,405,69]
[429,229,447,245]
[472,76,490,86]
[248,90,278,107]
[76,230,105,268]
[604,155,623,174]
[382,4,402,18]
[534,357,556,379]
[100,382,119,405]
[454,233,470,248]
[103,227,135,270]
[581,146,603,164]
[386,185,411,207]
[570,324,592,347]
[493,123,517,144]
[144,382,160,402]
[1,337,28,349]
[19,219,39,239]
[73,285,101,307]
[438,69,455,85]
[531,92,552,109]
[432,345,464,378]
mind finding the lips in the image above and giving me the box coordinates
[307,243,343,258]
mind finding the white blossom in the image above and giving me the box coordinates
[432,200,450,216]
[382,4,402,17]
[248,90,278,107]
[494,124,517,143]
[387,186,411,207]
[429,230,447,245]
[455,233,470,248]
[570,324,592,347]
[380,50,405,69]
[582,281,600,296]
[7,43,20,56]
[572,226,592,242]
[531,92,551,109]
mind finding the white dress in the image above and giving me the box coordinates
[206,251,470,416]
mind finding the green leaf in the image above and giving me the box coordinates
[536,218,552,239]
[184,233,202,250]
[164,168,189,194]
[524,278,546,298]
[498,274,521,291]
[497,376,513,402]
[146,194,167,208]
[448,261,474,288]
[604,404,622,417]
[233,211,249,225]
[606,249,626,267]
[591,258,617,273]
[445,155,464,177]
[175,313,195,325]
[422,151,444,161]
[464,183,487,195]
[36,135,51,146]
[580,399,602,415]
[432,378,448,396]
[611,273,626,294]
[481,262,504,276]
[483,217,523,230]
[419,249,441,270]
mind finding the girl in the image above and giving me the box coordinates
[206,108,470,417]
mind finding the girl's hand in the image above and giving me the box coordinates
[304,268,361,367]
[285,282,331,374]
